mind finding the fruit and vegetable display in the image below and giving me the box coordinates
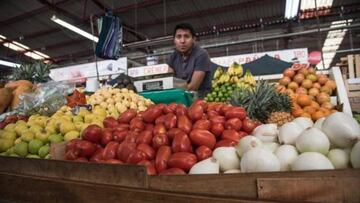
[204,63,256,103]
[276,66,337,121]
[87,87,153,118]
[63,101,259,174]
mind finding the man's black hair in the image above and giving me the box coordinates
[173,23,196,37]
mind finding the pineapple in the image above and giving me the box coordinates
[230,80,293,123]
[12,61,52,83]
[266,112,294,126]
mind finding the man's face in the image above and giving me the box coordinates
[174,29,195,54]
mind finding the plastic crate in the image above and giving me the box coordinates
[139,88,194,107]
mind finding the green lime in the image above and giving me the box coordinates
[215,98,219,102]
[214,87,220,92]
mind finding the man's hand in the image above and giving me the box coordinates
[187,71,205,91]
[168,67,175,73]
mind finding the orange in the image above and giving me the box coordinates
[301,112,312,118]
[310,101,320,110]
[292,108,304,117]
[303,106,316,115]
[312,111,326,121]
[297,94,312,107]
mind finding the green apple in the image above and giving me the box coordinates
[9,153,19,157]
[29,124,43,134]
[6,147,15,155]
[14,138,22,144]
[45,154,51,159]
[21,130,35,142]
[38,145,50,158]
[4,123,16,132]
[28,139,44,154]
[27,154,40,159]
[14,124,28,137]
[35,130,50,143]
[14,142,28,157]
[1,130,17,141]
[59,121,76,135]
[0,138,14,152]
[78,108,91,118]
[48,134,63,144]
[72,115,84,123]
[64,131,80,141]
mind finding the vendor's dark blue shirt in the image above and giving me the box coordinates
[167,44,211,96]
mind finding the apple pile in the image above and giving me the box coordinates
[65,101,258,175]
[277,66,337,121]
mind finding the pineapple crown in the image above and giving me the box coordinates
[13,60,54,83]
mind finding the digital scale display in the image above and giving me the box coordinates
[143,81,163,91]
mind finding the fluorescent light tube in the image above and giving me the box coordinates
[24,52,45,60]
[285,0,300,19]
[0,59,20,68]
[51,15,99,42]
[3,42,26,51]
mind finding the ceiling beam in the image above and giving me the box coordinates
[136,0,268,28]
[0,0,71,26]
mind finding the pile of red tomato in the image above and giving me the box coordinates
[65,100,258,175]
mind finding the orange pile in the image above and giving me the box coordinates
[277,66,337,121]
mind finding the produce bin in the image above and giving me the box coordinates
[0,156,359,203]
[140,88,194,107]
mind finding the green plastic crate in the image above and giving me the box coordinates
[139,88,194,107]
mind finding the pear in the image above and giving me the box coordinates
[48,134,63,144]
[14,142,28,157]
[4,123,16,132]
[64,131,80,141]
[29,124,43,135]
[84,114,96,123]
[59,121,76,135]
[78,108,91,118]
[0,138,14,152]
[28,139,44,154]
[6,147,15,155]
[93,107,107,117]
[1,130,17,141]
[21,130,35,142]
[14,124,28,137]
[35,130,50,143]
[72,115,84,123]
[38,145,50,158]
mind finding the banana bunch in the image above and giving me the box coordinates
[242,69,256,86]
[227,62,243,77]
[213,67,223,80]
[217,72,231,85]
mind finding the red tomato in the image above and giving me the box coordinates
[104,159,123,164]
[101,128,114,146]
[102,141,119,160]
[137,143,155,160]
[145,124,154,132]
[210,123,224,138]
[189,129,216,149]
[113,130,128,143]
[225,118,242,131]
[242,119,258,134]
[155,115,166,125]
[138,160,157,175]
[175,104,187,117]
[168,152,197,172]
[127,150,147,164]
[193,119,211,130]
[222,130,242,142]
[177,115,192,134]
[159,168,186,175]
[136,130,153,145]
[166,128,184,141]
[195,146,212,161]
[209,116,226,125]
[187,104,204,122]
[172,132,193,153]
[152,133,169,150]
[155,146,172,173]
[164,113,177,130]
[125,131,139,143]
[215,139,238,148]
[225,107,247,120]
[153,123,167,135]
[90,148,104,163]
[130,118,145,131]
[118,109,137,123]
[207,110,220,118]
[116,142,136,162]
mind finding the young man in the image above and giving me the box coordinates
[167,23,212,97]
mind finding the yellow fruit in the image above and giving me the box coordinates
[59,121,76,135]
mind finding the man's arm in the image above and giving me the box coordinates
[187,71,206,91]
[168,66,175,73]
